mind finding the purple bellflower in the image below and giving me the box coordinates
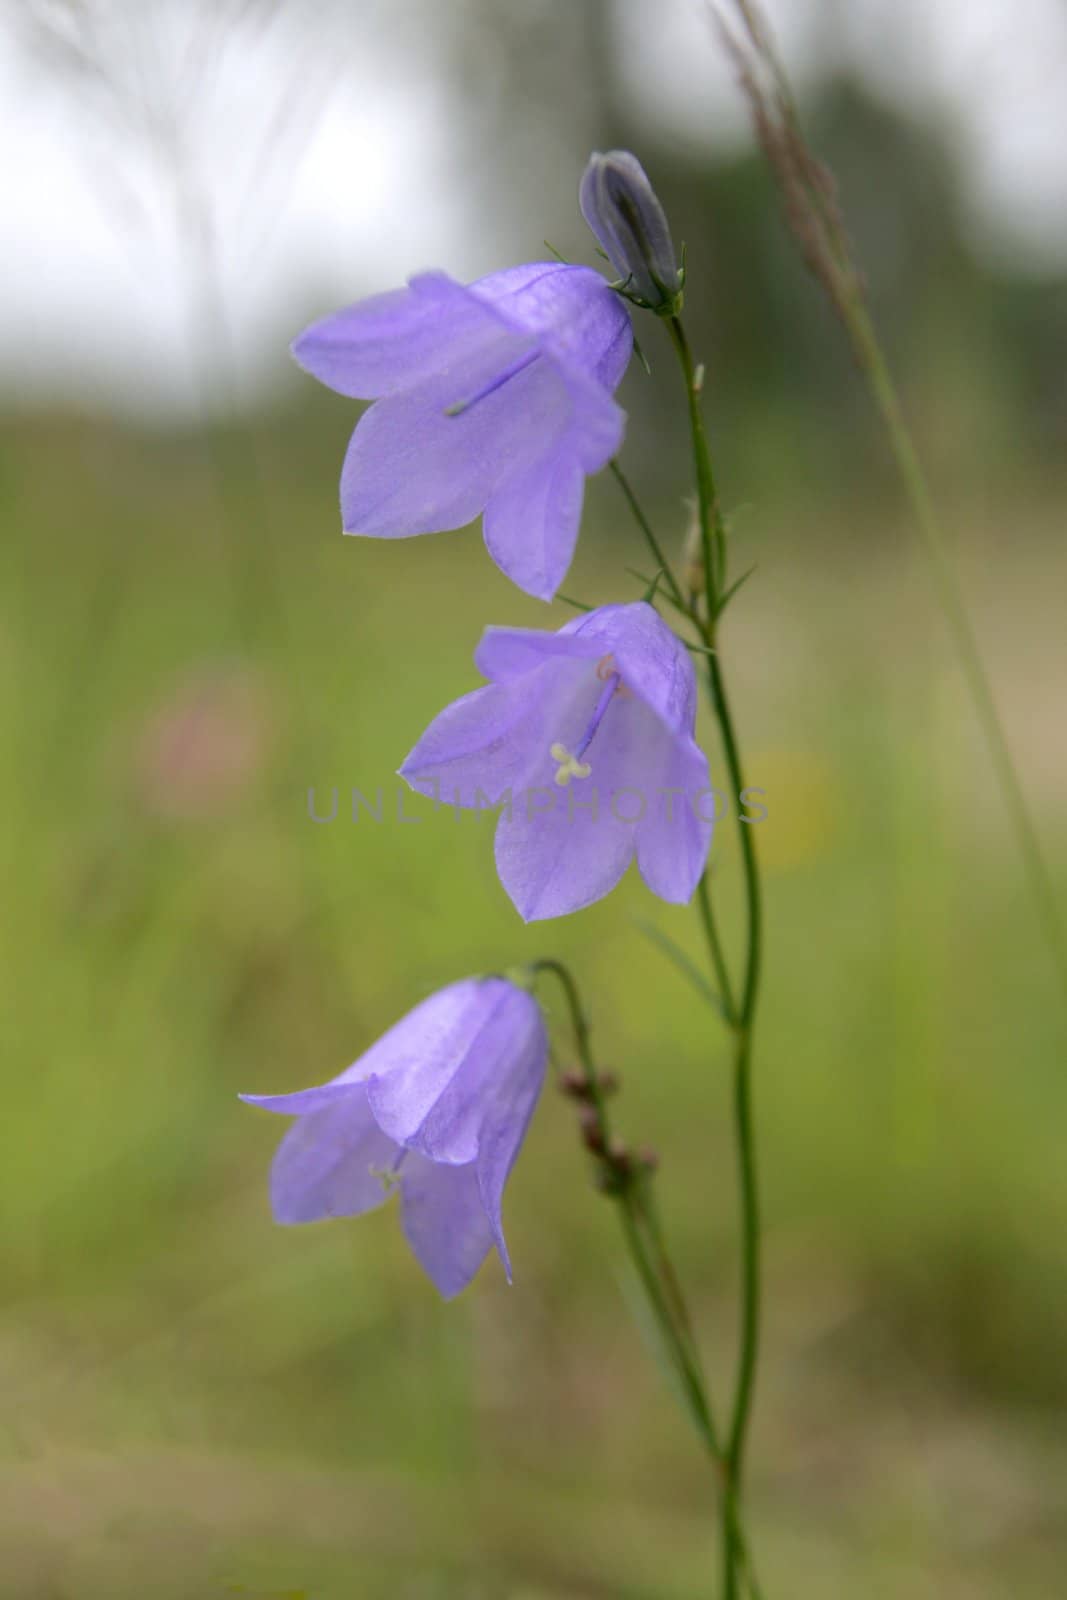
[400,602,713,922]
[292,264,633,601]
[241,977,547,1299]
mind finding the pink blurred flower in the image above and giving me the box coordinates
[135,664,272,820]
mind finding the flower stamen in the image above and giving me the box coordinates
[369,1147,409,1192]
[549,657,629,783]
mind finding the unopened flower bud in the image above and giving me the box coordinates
[580,150,682,313]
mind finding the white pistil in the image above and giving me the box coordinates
[550,742,592,787]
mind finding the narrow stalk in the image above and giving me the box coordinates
[532,958,766,1598]
[845,305,1067,1004]
[604,466,740,1030]
[666,318,765,1597]
[530,958,721,1457]
[706,655,763,1483]
[697,872,738,1025]
[702,647,763,1600]
[666,317,727,608]
[718,0,1067,1008]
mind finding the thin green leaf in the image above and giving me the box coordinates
[624,568,695,624]
[633,916,727,1019]
[556,592,593,613]
[714,562,758,618]
[642,568,667,605]
[615,1257,709,1447]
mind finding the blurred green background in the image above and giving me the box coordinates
[4,3,1067,1596]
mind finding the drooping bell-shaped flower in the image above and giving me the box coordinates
[292,263,633,601]
[400,603,713,922]
[241,978,547,1299]
[579,151,682,313]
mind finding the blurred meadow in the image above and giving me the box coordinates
[4,2,1067,1596]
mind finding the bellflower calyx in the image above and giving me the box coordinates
[292,263,633,601]
[241,978,547,1299]
[579,151,682,313]
[400,602,713,922]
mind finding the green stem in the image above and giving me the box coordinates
[845,304,1067,1006]
[530,959,721,1457]
[666,317,727,610]
[666,318,765,1598]
[604,467,740,1032]
[707,654,763,1485]
[705,651,763,1600]
[532,958,765,1599]
[697,871,739,1025]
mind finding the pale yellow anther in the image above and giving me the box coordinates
[550,742,592,787]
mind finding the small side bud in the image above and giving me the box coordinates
[607,1138,632,1174]
[578,1104,606,1155]
[580,150,682,314]
[594,1140,634,1196]
[558,1067,619,1100]
[682,498,704,601]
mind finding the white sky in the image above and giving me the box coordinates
[2,0,1065,417]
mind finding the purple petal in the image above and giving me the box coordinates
[634,734,713,903]
[491,667,680,921]
[472,262,633,390]
[356,980,494,1151]
[400,659,585,809]
[399,1154,496,1298]
[241,981,487,1108]
[474,1006,547,1265]
[340,341,570,540]
[597,604,698,736]
[474,604,696,738]
[365,979,540,1166]
[483,447,585,602]
[494,789,634,922]
[473,619,610,683]
[256,1084,401,1225]
[291,277,490,399]
[241,1084,365,1117]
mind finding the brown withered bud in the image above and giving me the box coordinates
[558,1067,620,1100]
[607,1139,632,1175]
[578,1104,606,1154]
[594,1165,625,1195]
